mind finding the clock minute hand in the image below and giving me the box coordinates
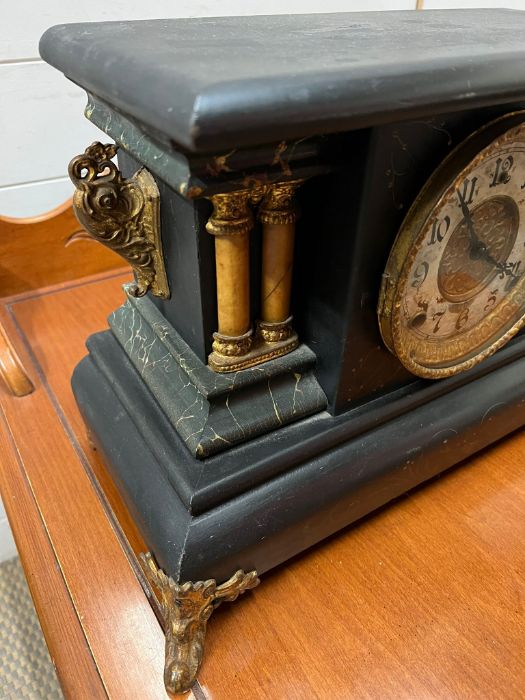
[456,188,486,260]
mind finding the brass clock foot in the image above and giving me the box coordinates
[140,553,259,696]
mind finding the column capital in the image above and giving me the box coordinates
[258,179,304,226]
[205,190,253,237]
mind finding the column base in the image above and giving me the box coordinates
[208,321,298,372]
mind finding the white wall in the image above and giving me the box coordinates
[0,0,416,220]
[3,0,525,216]
[0,497,17,562]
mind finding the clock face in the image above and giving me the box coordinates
[378,113,525,378]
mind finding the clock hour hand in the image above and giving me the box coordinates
[456,188,521,282]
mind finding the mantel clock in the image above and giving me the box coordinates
[40,10,525,695]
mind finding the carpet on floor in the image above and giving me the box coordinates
[0,557,63,700]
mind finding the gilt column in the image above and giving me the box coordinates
[258,180,303,348]
[206,190,253,371]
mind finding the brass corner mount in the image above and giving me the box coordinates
[69,142,169,299]
[140,552,259,696]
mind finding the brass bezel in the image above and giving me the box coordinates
[378,111,525,379]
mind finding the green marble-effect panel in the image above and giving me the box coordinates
[86,96,196,196]
[109,286,327,458]
[85,95,332,199]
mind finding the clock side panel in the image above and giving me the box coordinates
[117,150,217,363]
[294,103,525,414]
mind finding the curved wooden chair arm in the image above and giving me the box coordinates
[0,323,33,397]
[0,198,128,396]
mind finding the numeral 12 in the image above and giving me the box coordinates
[490,156,513,187]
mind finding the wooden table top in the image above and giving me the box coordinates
[0,269,523,700]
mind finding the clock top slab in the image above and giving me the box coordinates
[40,9,525,153]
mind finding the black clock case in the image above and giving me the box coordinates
[39,10,525,584]
[73,101,525,584]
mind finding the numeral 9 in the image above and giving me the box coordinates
[411,261,429,288]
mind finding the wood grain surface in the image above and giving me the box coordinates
[0,269,524,699]
[0,320,34,396]
[0,272,169,700]
[0,201,125,295]
[0,393,105,699]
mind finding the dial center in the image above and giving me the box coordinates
[437,195,519,303]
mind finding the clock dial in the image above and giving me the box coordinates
[378,113,525,378]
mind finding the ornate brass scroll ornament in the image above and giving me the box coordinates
[141,552,259,696]
[69,142,169,298]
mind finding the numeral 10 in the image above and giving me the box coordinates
[428,215,450,246]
